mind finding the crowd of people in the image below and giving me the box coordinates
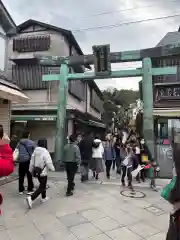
[0,126,159,205]
[64,131,159,195]
[1,124,180,239]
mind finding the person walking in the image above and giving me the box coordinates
[114,138,122,174]
[104,135,115,179]
[79,132,93,182]
[91,136,104,180]
[26,139,55,209]
[63,135,81,196]
[15,131,35,195]
[121,146,133,189]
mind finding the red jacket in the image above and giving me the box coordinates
[0,143,14,177]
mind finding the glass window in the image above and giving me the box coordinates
[0,36,5,71]
[158,120,168,139]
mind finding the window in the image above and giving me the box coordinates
[0,36,6,71]
[90,88,103,112]
[68,80,85,101]
[157,120,168,139]
[13,35,50,52]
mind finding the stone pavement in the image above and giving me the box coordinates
[0,172,170,240]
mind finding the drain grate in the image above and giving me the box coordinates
[120,190,146,198]
[145,205,164,215]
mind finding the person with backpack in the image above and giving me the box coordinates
[15,131,36,195]
[91,135,104,180]
[26,139,55,208]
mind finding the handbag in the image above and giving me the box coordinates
[161,176,176,201]
[32,154,46,178]
[141,154,149,163]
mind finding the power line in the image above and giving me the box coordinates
[72,13,180,32]
[77,0,180,19]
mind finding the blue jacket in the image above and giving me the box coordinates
[104,142,115,161]
[17,139,36,163]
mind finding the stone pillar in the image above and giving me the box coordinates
[142,57,154,158]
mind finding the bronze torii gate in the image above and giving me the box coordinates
[37,43,180,167]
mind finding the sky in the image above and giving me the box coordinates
[4,0,180,90]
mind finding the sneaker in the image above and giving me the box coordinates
[41,197,49,203]
[66,192,73,197]
[27,191,34,195]
[26,196,33,209]
[128,185,134,191]
[19,192,24,195]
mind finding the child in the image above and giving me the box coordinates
[148,161,159,191]
[64,135,81,196]
[26,139,55,209]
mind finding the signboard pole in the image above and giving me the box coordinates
[54,62,69,168]
[142,58,154,158]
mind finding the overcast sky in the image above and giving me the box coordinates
[4,0,180,90]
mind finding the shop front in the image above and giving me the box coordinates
[0,79,28,135]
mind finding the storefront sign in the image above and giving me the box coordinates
[155,85,180,102]
[12,115,56,121]
[34,117,56,121]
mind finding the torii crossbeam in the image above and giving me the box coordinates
[37,43,180,168]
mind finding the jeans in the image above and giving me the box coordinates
[31,176,47,201]
[121,166,132,186]
[19,161,34,192]
[66,162,77,194]
[105,160,112,177]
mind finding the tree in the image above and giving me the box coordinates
[102,88,139,130]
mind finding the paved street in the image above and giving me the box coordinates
[0,172,170,240]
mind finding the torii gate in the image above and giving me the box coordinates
[37,43,180,168]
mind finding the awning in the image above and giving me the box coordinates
[89,120,106,128]
[0,84,29,103]
[153,108,180,117]
[11,115,57,121]
[75,118,106,128]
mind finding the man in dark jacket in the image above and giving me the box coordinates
[16,131,36,194]
[79,132,93,182]
[64,135,81,196]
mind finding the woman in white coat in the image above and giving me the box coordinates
[91,136,104,180]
